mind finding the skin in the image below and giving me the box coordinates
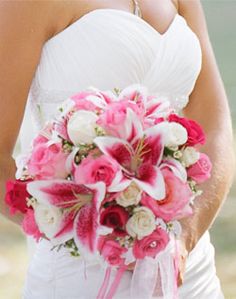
[0,0,234,290]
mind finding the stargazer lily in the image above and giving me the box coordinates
[27,180,106,253]
[94,108,167,200]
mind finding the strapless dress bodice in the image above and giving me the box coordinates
[19,8,202,149]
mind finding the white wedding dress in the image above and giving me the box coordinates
[17,6,224,299]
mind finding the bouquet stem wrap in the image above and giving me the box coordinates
[130,240,179,299]
[97,238,179,299]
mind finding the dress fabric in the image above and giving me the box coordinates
[17,8,224,299]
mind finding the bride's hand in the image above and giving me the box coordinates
[126,261,136,271]
[176,240,189,287]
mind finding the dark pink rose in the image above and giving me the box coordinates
[27,143,68,179]
[187,153,212,183]
[22,209,43,242]
[74,154,120,187]
[133,228,169,259]
[4,179,32,215]
[100,205,129,232]
[141,169,192,222]
[98,237,127,266]
[168,114,206,146]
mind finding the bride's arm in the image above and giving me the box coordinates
[178,0,235,257]
[0,1,64,225]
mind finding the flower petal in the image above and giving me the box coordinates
[107,169,131,192]
[73,182,106,259]
[117,84,147,107]
[145,95,170,118]
[160,158,187,182]
[27,179,93,208]
[133,165,165,200]
[132,124,165,166]
[124,108,143,143]
[94,136,133,172]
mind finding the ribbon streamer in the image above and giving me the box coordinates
[97,238,179,299]
[130,239,179,299]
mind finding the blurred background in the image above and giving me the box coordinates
[0,1,236,298]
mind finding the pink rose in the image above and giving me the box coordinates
[70,90,115,111]
[22,209,43,242]
[141,168,192,222]
[100,205,129,236]
[133,228,169,259]
[98,237,127,266]
[97,99,144,138]
[187,153,212,183]
[71,91,98,110]
[4,179,32,215]
[168,114,205,146]
[74,154,120,187]
[27,143,68,179]
[33,135,48,147]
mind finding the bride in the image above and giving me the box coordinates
[0,0,234,298]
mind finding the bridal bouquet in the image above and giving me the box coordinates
[5,84,212,298]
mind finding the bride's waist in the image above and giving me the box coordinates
[33,230,211,267]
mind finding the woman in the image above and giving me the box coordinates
[0,0,234,298]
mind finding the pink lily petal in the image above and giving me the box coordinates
[160,158,187,182]
[124,108,143,143]
[65,147,79,173]
[73,182,106,259]
[132,124,165,166]
[145,96,170,118]
[53,211,75,244]
[27,179,93,208]
[133,164,165,200]
[107,169,131,192]
[117,84,147,109]
[86,94,108,109]
[93,136,134,173]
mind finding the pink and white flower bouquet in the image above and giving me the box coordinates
[5,84,212,298]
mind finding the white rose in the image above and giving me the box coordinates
[116,181,142,207]
[166,122,188,147]
[67,110,99,145]
[34,204,63,239]
[181,146,200,167]
[126,207,156,240]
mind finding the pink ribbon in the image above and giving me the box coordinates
[97,237,180,299]
[97,265,127,299]
[130,237,179,299]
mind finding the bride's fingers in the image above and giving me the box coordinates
[177,252,188,287]
[126,261,136,271]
